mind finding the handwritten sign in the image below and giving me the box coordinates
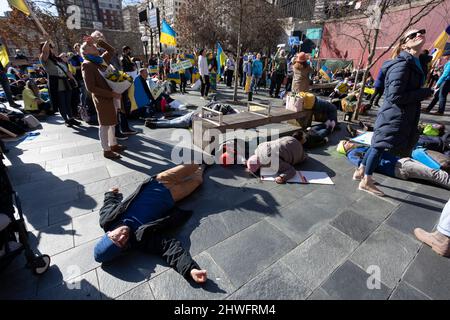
[147,79,164,100]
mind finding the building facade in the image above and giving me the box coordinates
[56,0,103,29]
[98,0,124,30]
[123,5,140,32]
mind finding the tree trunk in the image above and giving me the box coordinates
[352,27,381,121]
[233,0,243,102]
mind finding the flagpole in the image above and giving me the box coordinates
[23,0,49,36]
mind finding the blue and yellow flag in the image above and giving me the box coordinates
[7,0,31,15]
[216,42,228,76]
[431,25,450,63]
[0,43,10,68]
[160,20,177,46]
[319,65,332,81]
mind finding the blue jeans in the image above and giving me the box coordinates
[314,97,338,123]
[361,147,384,176]
[310,124,331,139]
[427,80,450,113]
[251,76,261,93]
[154,111,195,128]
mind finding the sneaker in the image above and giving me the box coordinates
[115,133,128,141]
[103,150,121,159]
[122,130,138,135]
[433,111,444,116]
[65,121,73,127]
[144,120,157,129]
[359,179,384,197]
[414,229,450,257]
[70,118,81,126]
[421,108,430,113]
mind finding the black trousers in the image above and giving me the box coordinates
[200,75,210,97]
[226,70,234,87]
[369,87,384,106]
[269,73,284,97]
[180,73,187,93]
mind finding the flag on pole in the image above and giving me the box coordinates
[319,65,332,81]
[160,20,177,46]
[7,0,31,15]
[216,42,227,76]
[0,43,10,68]
[431,25,450,63]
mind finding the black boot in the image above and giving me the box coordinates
[248,92,253,101]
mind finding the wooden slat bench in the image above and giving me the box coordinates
[192,102,313,151]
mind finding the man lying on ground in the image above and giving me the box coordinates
[94,164,207,284]
[337,140,450,189]
[246,131,307,184]
[415,198,450,257]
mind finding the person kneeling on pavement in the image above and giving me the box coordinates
[94,164,207,284]
[338,140,450,190]
[414,198,450,257]
[246,131,307,184]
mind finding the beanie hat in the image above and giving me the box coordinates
[94,233,123,263]
[336,140,347,155]
[246,154,261,173]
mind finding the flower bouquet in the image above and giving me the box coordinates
[101,65,133,110]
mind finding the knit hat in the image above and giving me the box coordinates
[336,140,357,155]
[94,233,123,263]
[246,154,261,173]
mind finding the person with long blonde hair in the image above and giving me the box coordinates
[353,29,433,197]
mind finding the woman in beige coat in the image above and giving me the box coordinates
[81,31,125,159]
[292,52,313,94]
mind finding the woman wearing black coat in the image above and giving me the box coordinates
[353,29,433,197]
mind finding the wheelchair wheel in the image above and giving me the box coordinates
[32,254,50,275]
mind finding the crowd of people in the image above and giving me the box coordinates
[1,27,450,284]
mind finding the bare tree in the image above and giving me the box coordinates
[329,0,446,120]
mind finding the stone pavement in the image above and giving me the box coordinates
[1,84,449,300]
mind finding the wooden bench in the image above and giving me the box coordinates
[192,102,313,151]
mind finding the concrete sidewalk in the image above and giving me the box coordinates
[0,84,449,300]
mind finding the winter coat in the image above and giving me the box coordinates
[82,40,118,126]
[252,59,263,77]
[292,64,313,93]
[255,136,307,180]
[373,69,386,89]
[436,61,450,88]
[99,177,199,279]
[371,51,433,156]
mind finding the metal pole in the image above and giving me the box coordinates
[144,42,149,63]
[150,29,154,57]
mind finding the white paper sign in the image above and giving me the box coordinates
[260,168,334,185]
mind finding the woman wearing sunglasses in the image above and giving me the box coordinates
[353,29,433,197]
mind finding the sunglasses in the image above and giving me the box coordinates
[403,29,426,42]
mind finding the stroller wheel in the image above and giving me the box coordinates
[32,255,51,275]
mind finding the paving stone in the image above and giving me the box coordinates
[389,281,431,300]
[60,167,111,186]
[36,270,101,300]
[48,193,103,225]
[318,261,391,300]
[411,184,450,206]
[46,153,95,170]
[62,143,103,158]
[40,141,78,154]
[81,171,149,196]
[22,207,49,232]
[378,176,419,205]
[36,240,101,292]
[266,200,339,244]
[28,166,69,182]
[227,262,311,300]
[386,196,442,238]
[302,188,356,213]
[72,211,104,246]
[0,266,39,299]
[307,288,334,300]
[97,251,169,299]
[207,220,296,288]
[30,222,75,257]
[116,282,155,300]
[281,225,358,290]
[403,246,450,300]
[18,149,63,163]
[350,224,420,289]
[331,210,379,243]
[68,159,108,173]
[149,252,235,300]
[349,194,398,224]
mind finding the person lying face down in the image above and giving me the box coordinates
[246,131,307,184]
[94,164,207,284]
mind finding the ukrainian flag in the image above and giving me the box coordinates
[185,54,195,65]
[0,43,9,68]
[160,20,177,46]
[217,42,227,76]
[319,65,332,81]
[7,0,31,15]
[431,25,450,63]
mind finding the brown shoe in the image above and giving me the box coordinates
[111,144,127,153]
[414,228,450,257]
[432,111,444,116]
[359,178,384,197]
[103,150,121,159]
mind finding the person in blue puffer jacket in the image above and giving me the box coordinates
[353,29,433,197]
[251,53,263,94]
